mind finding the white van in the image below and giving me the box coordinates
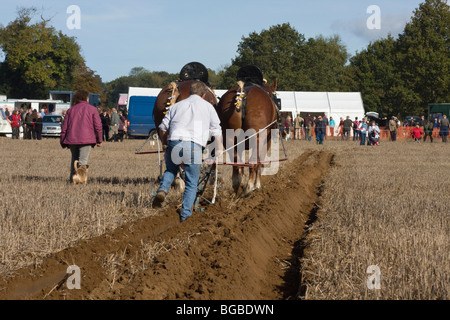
[0,107,12,138]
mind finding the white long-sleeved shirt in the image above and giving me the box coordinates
[159,94,222,147]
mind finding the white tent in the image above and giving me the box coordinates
[276,91,365,121]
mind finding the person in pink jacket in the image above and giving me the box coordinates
[60,90,103,183]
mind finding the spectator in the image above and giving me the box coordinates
[35,113,43,140]
[359,118,369,146]
[343,116,353,141]
[434,118,439,129]
[7,109,21,140]
[24,109,33,140]
[30,109,39,140]
[410,125,424,142]
[389,116,399,141]
[100,109,111,142]
[352,117,360,141]
[419,116,425,127]
[314,115,326,145]
[322,115,329,139]
[368,121,381,146]
[329,117,336,137]
[118,110,127,142]
[338,117,344,139]
[60,90,103,184]
[423,120,434,143]
[304,114,313,142]
[439,115,449,143]
[294,114,303,140]
[110,108,120,142]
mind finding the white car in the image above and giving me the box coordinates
[42,115,64,137]
[0,108,12,137]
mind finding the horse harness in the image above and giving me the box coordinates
[234,80,279,128]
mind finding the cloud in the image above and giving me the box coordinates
[332,12,412,43]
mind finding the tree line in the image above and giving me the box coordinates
[0,0,448,118]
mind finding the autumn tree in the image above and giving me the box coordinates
[349,0,450,118]
[218,23,349,91]
[0,7,101,99]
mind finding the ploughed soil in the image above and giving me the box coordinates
[0,150,334,300]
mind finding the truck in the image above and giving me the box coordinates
[126,87,161,139]
[49,91,101,108]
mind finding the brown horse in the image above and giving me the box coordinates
[216,75,279,196]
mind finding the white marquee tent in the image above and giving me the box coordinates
[275,91,365,122]
[126,87,365,124]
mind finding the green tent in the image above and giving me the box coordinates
[428,103,450,120]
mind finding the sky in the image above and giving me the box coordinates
[0,0,426,83]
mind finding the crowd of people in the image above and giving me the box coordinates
[3,104,128,142]
[281,113,450,145]
[98,107,127,142]
[4,106,51,140]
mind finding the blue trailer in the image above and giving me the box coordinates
[127,95,158,139]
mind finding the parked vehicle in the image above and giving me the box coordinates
[126,87,161,139]
[42,114,64,137]
[0,108,12,137]
[127,95,158,139]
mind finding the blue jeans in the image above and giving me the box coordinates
[360,132,367,146]
[316,131,324,144]
[158,140,202,221]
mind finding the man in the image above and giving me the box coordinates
[100,109,111,142]
[153,81,223,222]
[359,118,369,146]
[423,120,434,143]
[294,114,303,140]
[303,114,313,142]
[439,115,449,143]
[343,116,353,141]
[110,108,120,141]
[314,115,326,145]
[389,116,399,141]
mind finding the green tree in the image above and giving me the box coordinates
[218,23,349,92]
[349,36,405,117]
[219,23,306,90]
[301,35,349,91]
[396,0,450,116]
[0,7,97,99]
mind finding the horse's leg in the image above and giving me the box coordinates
[231,146,243,194]
[244,165,257,196]
[256,133,271,190]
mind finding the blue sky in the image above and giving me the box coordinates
[0,0,425,82]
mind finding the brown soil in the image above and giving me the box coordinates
[0,150,334,300]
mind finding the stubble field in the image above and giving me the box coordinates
[0,136,448,300]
